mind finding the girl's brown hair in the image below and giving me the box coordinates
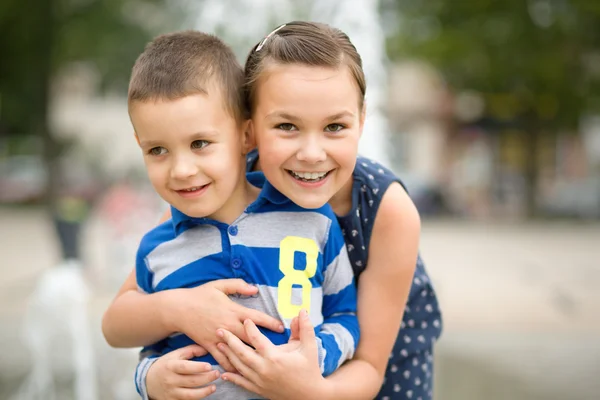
[244,21,366,114]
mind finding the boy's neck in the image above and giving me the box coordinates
[208,174,260,225]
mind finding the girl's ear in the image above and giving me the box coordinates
[241,119,256,154]
[358,102,366,138]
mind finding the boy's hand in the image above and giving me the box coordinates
[164,279,284,372]
[146,345,219,400]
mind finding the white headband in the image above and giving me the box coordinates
[256,24,287,52]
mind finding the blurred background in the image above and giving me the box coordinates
[1,0,599,399]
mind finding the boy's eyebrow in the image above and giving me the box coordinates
[139,130,220,147]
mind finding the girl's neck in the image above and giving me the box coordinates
[328,176,353,216]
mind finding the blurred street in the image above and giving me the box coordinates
[1,206,598,399]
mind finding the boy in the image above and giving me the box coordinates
[126,30,359,399]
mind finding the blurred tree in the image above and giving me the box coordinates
[384,0,600,216]
[0,0,182,214]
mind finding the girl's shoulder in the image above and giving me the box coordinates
[352,156,408,194]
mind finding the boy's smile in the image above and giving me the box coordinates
[130,91,253,223]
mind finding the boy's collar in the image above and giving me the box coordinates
[170,172,290,233]
[247,171,289,206]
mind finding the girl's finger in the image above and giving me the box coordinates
[221,372,264,397]
[217,342,260,383]
[217,329,263,370]
[207,343,237,373]
[242,319,275,355]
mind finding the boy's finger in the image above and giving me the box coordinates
[222,372,263,397]
[211,279,257,296]
[169,359,212,375]
[243,319,275,356]
[177,369,221,388]
[176,344,208,360]
[243,308,285,333]
[173,384,216,400]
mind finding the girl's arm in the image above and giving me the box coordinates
[219,182,420,399]
[320,183,421,398]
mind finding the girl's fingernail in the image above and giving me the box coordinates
[217,329,224,337]
[222,376,228,381]
[278,324,284,332]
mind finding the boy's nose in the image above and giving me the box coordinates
[170,155,199,180]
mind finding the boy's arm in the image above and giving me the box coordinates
[135,340,167,400]
[315,218,360,377]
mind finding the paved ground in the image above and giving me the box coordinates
[1,206,599,399]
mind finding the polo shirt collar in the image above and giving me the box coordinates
[170,172,290,233]
[247,171,290,206]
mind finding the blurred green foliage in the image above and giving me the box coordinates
[383,0,600,215]
[0,0,184,210]
[384,0,600,128]
[0,0,183,136]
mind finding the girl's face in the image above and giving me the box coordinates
[251,64,364,209]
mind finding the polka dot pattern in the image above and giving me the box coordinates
[246,151,443,400]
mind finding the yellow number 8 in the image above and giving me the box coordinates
[277,236,318,319]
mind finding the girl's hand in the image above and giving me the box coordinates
[217,310,331,400]
[146,345,219,400]
[165,279,285,372]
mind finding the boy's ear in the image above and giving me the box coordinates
[241,120,256,154]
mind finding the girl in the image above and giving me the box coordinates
[103,21,442,400]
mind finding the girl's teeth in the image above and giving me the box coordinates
[290,171,328,181]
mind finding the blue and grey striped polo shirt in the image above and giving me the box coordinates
[135,172,359,400]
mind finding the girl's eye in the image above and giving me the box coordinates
[325,123,345,132]
[276,123,297,131]
[149,147,167,156]
[191,140,209,149]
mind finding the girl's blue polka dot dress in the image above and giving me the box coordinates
[247,152,442,400]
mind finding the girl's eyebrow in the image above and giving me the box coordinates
[265,111,355,121]
[265,111,299,121]
[326,111,355,121]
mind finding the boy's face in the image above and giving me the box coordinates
[131,91,249,220]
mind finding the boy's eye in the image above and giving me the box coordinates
[149,147,167,156]
[325,123,345,132]
[276,123,297,131]
[191,140,209,149]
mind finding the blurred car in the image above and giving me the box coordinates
[0,156,47,203]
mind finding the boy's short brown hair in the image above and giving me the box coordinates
[128,30,245,122]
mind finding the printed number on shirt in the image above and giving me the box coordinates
[277,236,318,319]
